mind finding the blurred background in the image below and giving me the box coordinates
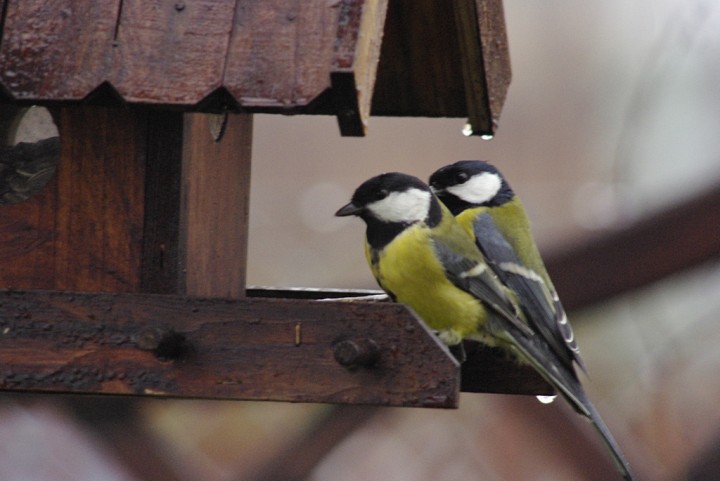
[3,0,720,479]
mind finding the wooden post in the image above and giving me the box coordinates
[180,113,253,298]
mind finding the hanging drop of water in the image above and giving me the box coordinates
[461,122,474,136]
[536,395,557,404]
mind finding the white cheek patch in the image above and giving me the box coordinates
[367,188,431,223]
[446,172,502,204]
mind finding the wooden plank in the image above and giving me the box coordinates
[0,0,512,131]
[546,184,720,311]
[331,0,389,136]
[453,0,490,136]
[0,289,461,408]
[451,0,512,136]
[0,0,118,100]
[371,0,466,118]
[111,0,235,105]
[224,0,338,108]
[371,0,510,129]
[141,110,185,294]
[180,113,252,298]
[0,106,147,291]
[476,0,512,134]
[53,106,146,292]
[0,150,59,289]
[249,288,553,395]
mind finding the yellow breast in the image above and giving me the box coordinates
[366,224,487,344]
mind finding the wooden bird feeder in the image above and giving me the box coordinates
[0,0,551,408]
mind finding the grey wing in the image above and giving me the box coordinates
[431,238,532,336]
[471,213,582,370]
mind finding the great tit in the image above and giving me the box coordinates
[429,160,634,481]
[335,172,527,348]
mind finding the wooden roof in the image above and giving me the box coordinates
[0,0,511,135]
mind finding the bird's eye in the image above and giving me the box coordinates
[374,188,389,200]
[455,171,469,184]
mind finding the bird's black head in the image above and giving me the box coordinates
[429,160,514,214]
[336,172,442,248]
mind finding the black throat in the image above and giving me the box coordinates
[364,196,442,250]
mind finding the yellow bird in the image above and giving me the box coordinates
[337,170,634,481]
[430,160,634,481]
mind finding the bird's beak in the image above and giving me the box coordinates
[335,202,363,217]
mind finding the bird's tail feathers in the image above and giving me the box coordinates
[581,394,636,481]
[505,333,635,481]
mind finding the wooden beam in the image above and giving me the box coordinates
[0,289,462,408]
[179,113,252,298]
[331,0,389,136]
[451,0,511,137]
[546,184,720,311]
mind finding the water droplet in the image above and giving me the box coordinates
[461,122,474,137]
[536,395,557,404]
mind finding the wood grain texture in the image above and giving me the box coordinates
[0,289,461,408]
[0,106,147,292]
[476,0,512,132]
[0,155,58,289]
[180,113,252,298]
[371,0,511,134]
[224,0,338,108]
[53,107,146,292]
[0,0,118,100]
[332,0,389,136]
[111,0,235,104]
[453,0,491,135]
[371,0,467,117]
[141,110,184,294]
[0,0,513,135]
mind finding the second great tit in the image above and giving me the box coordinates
[429,160,634,481]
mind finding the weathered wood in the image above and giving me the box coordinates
[546,184,720,311]
[0,0,118,100]
[0,106,147,291]
[0,154,58,289]
[180,113,252,298]
[452,0,512,137]
[224,0,338,109]
[141,110,184,294]
[332,0,388,136]
[371,0,511,136]
[371,0,466,118]
[0,289,460,408]
[53,107,146,292]
[111,0,235,105]
[476,0,512,134]
[0,0,512,135]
